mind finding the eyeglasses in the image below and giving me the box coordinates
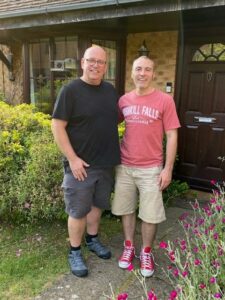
[84,58,106,66]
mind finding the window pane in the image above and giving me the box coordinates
[51,36,78,96]
[219,51,225,61]
[192,43,225,62]
[29,39,51,113]
[29,36,78,113]
[92,39,116,86]
[200,44,212,57]
[192,50,205,62]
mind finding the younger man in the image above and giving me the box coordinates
[112,56,180,277]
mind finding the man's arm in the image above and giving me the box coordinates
[51,119,89,181]
[158,129,178,191]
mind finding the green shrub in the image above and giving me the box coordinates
[0,101,188,223]
[163,180,189,207]
[0,101,64,223]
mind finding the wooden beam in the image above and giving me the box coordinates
[0,50,12,70]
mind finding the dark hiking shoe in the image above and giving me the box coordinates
[68,250,88,277]
[86,237,111,259]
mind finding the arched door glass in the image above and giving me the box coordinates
[192,43,225,62]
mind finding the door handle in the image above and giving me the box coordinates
[194,116,216,123]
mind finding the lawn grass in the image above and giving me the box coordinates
[0,215,122,300]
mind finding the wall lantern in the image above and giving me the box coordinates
[137,40,149,57]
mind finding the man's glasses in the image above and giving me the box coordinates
[84,58,106,66]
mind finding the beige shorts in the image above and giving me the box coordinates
[112,165,166,224]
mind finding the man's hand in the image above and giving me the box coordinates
[158,168,172,191]
[69,157,90,181]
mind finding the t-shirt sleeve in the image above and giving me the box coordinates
[52,85,74,121]
[163,96,181,131]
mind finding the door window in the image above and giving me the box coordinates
[192,43,225,62]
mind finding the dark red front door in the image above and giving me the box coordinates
[176,43,225,190]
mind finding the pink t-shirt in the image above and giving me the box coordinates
[119,89,181,167]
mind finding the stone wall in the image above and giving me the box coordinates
[125,31,178,96]
[0,43,23,105]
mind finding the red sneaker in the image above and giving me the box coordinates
[140,247,155,277]
[118,240,135,269]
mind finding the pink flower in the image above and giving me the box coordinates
[209,277,216,284]
[199,283,206,289]
[117,293,128,300]
[179,240,186,251]
[179,212,189,221]
[203,205,211,212]
[212,259,220,268]
[193,229,201,237]
[202,244,206,250]
[218,246,224,256]
[222,218,225,224]
[127,263,134,272]
[209,224,215,231]
[214,293,222,298]
[216,205,222,212]
[194,259,201,266]
[182,271,188,277]
[168,251,175,262]
[168,290,177,299]
[196,218,204,226]
[183,222,191,229]
[193,247,199,253]
[180,245,186,251]
[207,211,212,217]
[213,232,219,240]
[210,198,216,204]
[210,179,216,185]
[193,202,199,209]
[159,241,168,249]
[173,268,179,277]
[148,290,158,300]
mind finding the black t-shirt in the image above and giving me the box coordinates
[52,78,121,167]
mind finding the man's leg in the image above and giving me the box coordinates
[141,221,157,248]
[139,222,157,277]
[112,165,137,269]
[122,212,136,245]
[68,215,88,277]
[116,212,136,269]
[86,206,102,235]
[136,166,165,277]
[68,215,86,246]
[85,206,111,259]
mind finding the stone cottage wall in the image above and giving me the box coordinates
[125,31,178,96]
[0,42,23,105]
